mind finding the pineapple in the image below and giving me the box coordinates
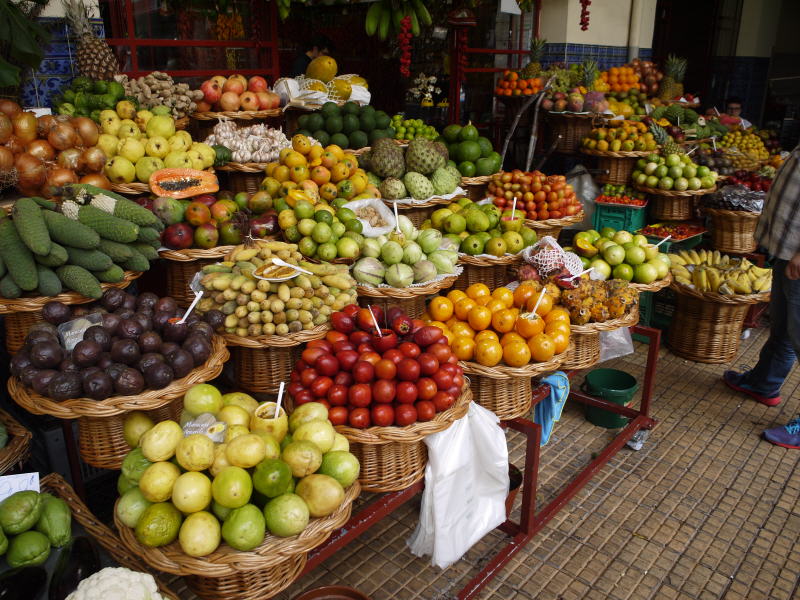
[658,54,687,101]
[62,0,119,80]
[649,123,683,156]
[520,38,546,79]
[582,60,598,90]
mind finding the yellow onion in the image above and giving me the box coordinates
[15,152,46,188]
[48,122,78,151]
[26,139,55,162]
[0,114,11,144]
[0,100,22,119]
[72,117,99,147]
[79,173,111,189]
[57,147,85,172]
[12,112,37,143]
[37,114,56,138]
[0,147,14,173]
[81,146,106,173]
[41,167,78,198]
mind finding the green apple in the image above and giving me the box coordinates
[168,135,189,153]
[146,114,176,139]
[164,151,192,169]
[117,137,145,163]
[105,156,136,183]
[145,136,169,158]
[117,119,139,139]
[96,133,119,159]
[135,157,164,183]
[186,150,205,170]
[589,258,611,280]
[100,110,121,136]
[192,143,216,168]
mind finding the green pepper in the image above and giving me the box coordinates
[90,109,101,122]
[91,80,108,94]
[57,103,76,116]
[62,89,76,103]
[73,91,88,111]
[107,80,125,101]
[100,93,116,109]
[71,76,92,91]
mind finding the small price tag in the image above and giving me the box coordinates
[0,473,39,502]
[58,313,103,352]
[182,413,227,443]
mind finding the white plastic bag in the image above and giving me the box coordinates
[599,327,634,362]
[566,165,599,230]
[343,198,395,237]
[407,402,509,569]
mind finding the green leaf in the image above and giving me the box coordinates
[0,56,21,88]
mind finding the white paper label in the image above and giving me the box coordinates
[58,314,103,352]
[0,473,40,502]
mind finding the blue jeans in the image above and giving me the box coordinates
[743,259,800,396]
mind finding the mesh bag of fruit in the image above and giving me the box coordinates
[523,236,583,277]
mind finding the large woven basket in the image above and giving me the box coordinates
[8,336,229,469]
[649,194,694,221]
[703,207,759,254]
[454,253,523,291]
[42,473,182,600]
[461,176,490,202]
[225,325,329,395]
[460,344,571,420]
[356,274,460,319]
[524,211,585,240]
[0,271,141,354]
[0,409,32,475]
[114,482,360,600]
[159,247,234,307]
[189,108,283,140]
[668,283,769,363]
[383,194,465,227]
[580,148,651,185]
[335,385,472,492]
[630,271,672,293]
[546,112,598,154]
[216,163,267,195]
[563,307,640,370]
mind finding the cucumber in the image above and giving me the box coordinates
[35,265,63,296]
[12,198,51,256]
[30,196,57,211]
[0,218,38,291]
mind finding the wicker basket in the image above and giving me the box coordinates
[580,148,651,185]
[225,325,329,395]
[668,283,769,363]
[383,194,465,227]
[8,336,229,468]
[189,108,283,140]
[546,113,599,154]
[356,273,460,319]
[216,163,267,195]
[42,473,182,600]
[703,208,759,254]
[160,247,234,307]
[524,211,585,240]
[630,271,672,293]
[0,409,32,475]
[461,175,490,203]
[563,307,640,370]
[0,271,141,354]
[454,253,523,290]
[649,194,694,221]
[175,116,189,131]
[335,385,471,492]
[114,482,360,600]
[460,345,571,420]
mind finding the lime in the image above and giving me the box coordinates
[253,458,293,498]
[135,502,182,547]
[336,207,356,222]
[294,200,315,220]
[221,504,265,551]
[263,493,309,537]
[172,471,213,513]
[179,511,220,556]
[344,219,362,234]
[211,466,253,509]
[297,218,316,236]
[314,209,333,224]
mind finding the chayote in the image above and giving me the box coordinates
[0,527,7,555]
[0,491,44,535]
[35,493,72,547]
[6,530,50,568]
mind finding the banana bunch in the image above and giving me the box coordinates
[366,0,432,40]
[276,0,306,21]
[669,250,772,295]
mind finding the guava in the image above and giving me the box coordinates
[295,474,345,517]
[179,511,220,557]
[263,494,309,537]
[281,440,323,478]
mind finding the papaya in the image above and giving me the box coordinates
[149,169,219,199]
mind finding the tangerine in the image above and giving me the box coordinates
[491,287,514,308]
[447,289,467,305]
[451,336,476,361]
[528,333,556,362]
[475,339,503,367]
[491,308,516,333]
[450,321,475,339]
[454,298,477,320]
[515,313,545,338]
[429,297,454,322]
[503,341,531,367]
[467,305,492,331]
[548,330,570,354]
[500,332,525,347]
[466,283,490,301]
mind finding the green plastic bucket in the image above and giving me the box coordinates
[582,368,638,429]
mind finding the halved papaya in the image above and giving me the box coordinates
[149,168,219,199]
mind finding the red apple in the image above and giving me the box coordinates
[239,91,259,111]
[222,78,244,95]
[200,80,222,104]
[162,223,193,250]
[248,76,268,93]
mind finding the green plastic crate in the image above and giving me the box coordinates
[593,202,648,233]
[643,233,704,253]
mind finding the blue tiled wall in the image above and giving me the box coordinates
[20,17,105,108]
[541,43,652,69]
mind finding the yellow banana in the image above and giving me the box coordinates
[718,282,735,295]
[688,249,702,264]
[749,265,772,278]
[712,250,721,265]
[720,253,730,267]
[669,254,686,266]
[676,276,693,287]
[739,257,754,270]
[693,267,708,291]
[707,268,722,292]
[671,265,692,280]
[678,250,694,264]
[698,249,708,263]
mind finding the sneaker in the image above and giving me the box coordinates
[763,416,800,449]
[723,370,781,407]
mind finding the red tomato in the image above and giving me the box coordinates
[432,370,453,390]
[372,379,396,404]
[310,376,333,398]
[417,353,439,376]
[371,404,395,426]
[300,368,318,388]
[327,383,348,406]
[294,359,308,372]
[342,304,360,318]
[301,347,326,365]
[397,358,420,382]
[446,385,462,399]
[290,370,301,384]
[314,354,339,377]
[352,361,375,383]
[374,359,397,380]
[349,330,371,346]
[288,382,304,397]
[451,372,465,390]
[396,381,419,404]
[294,389,314,405]
[330,312,354,334]
[416,400,436,421]
[357,342,375,354]
[333,341,355,353]
[433,391,455,412]
[428,343,452,364]
[328,406,348,426]
[307,339,333,352]
[334,371,353,387]
[359,351,381,366]
[338,350,359,371]
[382,349,404,365]
[348,383,372,407]
[440,363,459,376]
[395,404,418,426]
[416,377,437,400]
[398,342,421,358]
[348,407,371,428]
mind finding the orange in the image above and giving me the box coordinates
[548,330,570,354]
[528,333,556,362]
[544,307,570,325]
[513,284,537,308]
[475,339,502,367]
[545,321,570,337]
[446,316,460,329]
[451,336,476,361]
[503,341,531,367]
[429,297,454,322]
[485,299,507,314]
[500,332,525,347]
[491,308,516,333]
[473,295,491,306]
[447,289,467,305]
[466,283,490,301]
[491,287,514,308]
[454,298,477,320]
[450,321,475,339]
[475,330,499,344]
[515,313,545,338]
[467,305,492,331]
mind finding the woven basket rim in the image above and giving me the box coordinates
[458,252,524,266]
[0,408,31,475]
[8,336,229,419]
[175,116,189,129]
[569,305,640,334]
[383,195,466,210]
[223,323,329,348]
[630,272,672,292]
[461,175,492,185]
[703,207,761,219]
[524,211,585,229]
[159,247,235,261]
[460,343,572,379]
[215,163,268,172]
[669,281,769,305]
[356,273,458,298]
[335,385,471,443]
[0,271,140,314]
[547,112,600,120]
[635,184,717,197]
[580,148,652,158]
[41,473,181,600]
[190,109,283,120]
[113,481,360,576]
[111,169,215,196]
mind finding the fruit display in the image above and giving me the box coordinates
[422,282,571,367]
[648,104,728,140]
[352,218,459,287]
[559,278,639,324]
[51,77,128,120]
[570,228,671,284]
[147,190,278,251]
[294,102,394,149]
[637,222,705,241]
[10,288,221,400]
[389,114,439,142]
[204,121,290,164]
[604,89,648,118]
[581,121,656,153]
[359,138,462,200]
[294,57,368,103]
[364,0,432,40]
[0,189,161,298]
[195,74,280,113]
[440,122,502,177]
[419,198,538,257]
[598,65,640,93]
[488,171,583,221]
[719,130,771,162]
[594,184,646,206]
[631,151,718,192]
[494,71,545,97]
[657,55,687,102]
[63,0,119,81]
[693,147,736,176]
[295,305,465,428]
[540,61,607,113]
[519,38,546,80]
[722,170,773,193]
[628,58,664,96]
[196,242,358,337]
[754,129,782,155]
[114,71,205,119]
[116,387,360,555]
[669,251,772,295]
[0,489,72,567]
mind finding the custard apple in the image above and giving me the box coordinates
[444,164,462,182]
[431,167,458,196]
[370,138,405,179]
[403,172,435,200]
[380,177,407,200]
[405,139,445,176]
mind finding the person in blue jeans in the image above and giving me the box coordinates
[724,143,800,449]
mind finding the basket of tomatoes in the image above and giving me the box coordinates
[288,306,471,492]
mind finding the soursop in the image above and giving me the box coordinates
[405,139,445,176]
[403,172,435,200]
[380,177,407,200]
[431,141,449,161]
[444,164,462,183]
[370,138,405,179]
[431,167,458,196]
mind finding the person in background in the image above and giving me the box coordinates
[723,143,800,448]
[290,34,335,77]
[725,97,753,128]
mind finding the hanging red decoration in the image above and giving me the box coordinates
[398,15,412,78]
[579,0,591,31]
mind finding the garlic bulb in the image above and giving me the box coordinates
[205,120,295,164]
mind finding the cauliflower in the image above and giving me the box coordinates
[66,567,164,600]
